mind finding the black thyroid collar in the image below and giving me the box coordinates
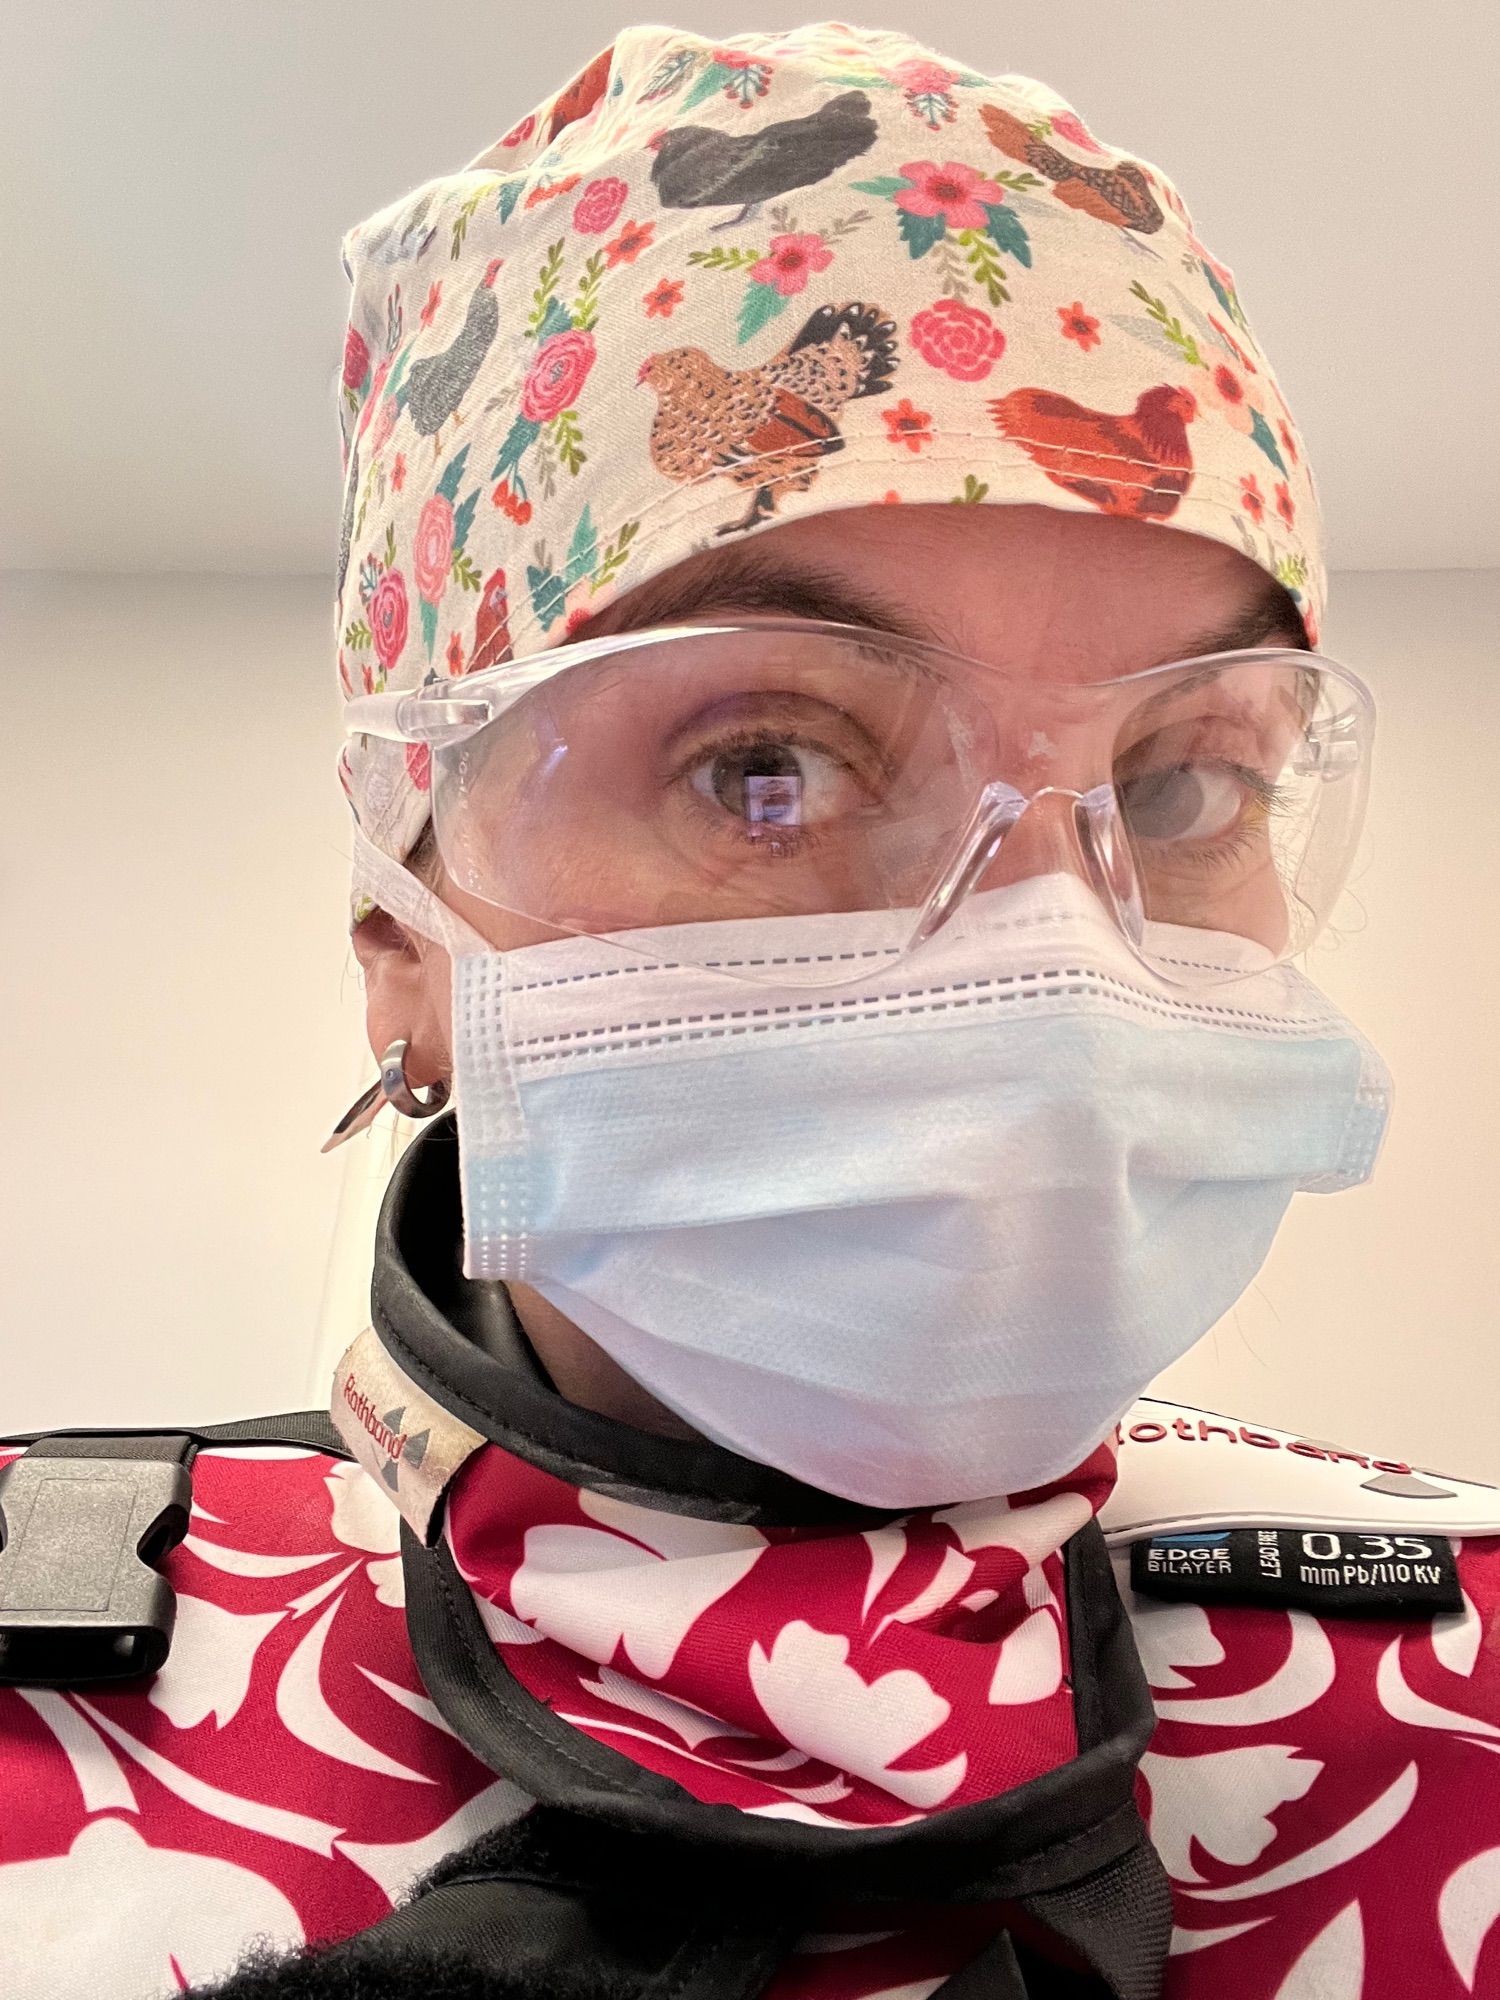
[358,1109,1173,1995]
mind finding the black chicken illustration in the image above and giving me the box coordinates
[648,90,878,227]
[639,301,898,535]
[395,260,503,458]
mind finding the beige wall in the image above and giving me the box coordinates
[3,567,1496,1482]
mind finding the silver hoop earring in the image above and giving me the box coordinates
[320,1038,451,1154]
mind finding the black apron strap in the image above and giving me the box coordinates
[0,1410,347,1456]
[1011,1840,1174,2000]
[930,1929,1031,2000]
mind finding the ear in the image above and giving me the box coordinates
[350,909,452,1085]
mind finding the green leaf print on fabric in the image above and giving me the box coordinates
[896,208,946,259]
[1248,406,1290,477]
[686,246,762,272]
[737,280,792,343]
[549,410,587,476]
[526,241,567,339]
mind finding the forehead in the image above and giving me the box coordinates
[573,502,1304,682]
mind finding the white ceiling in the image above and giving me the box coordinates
[5,0,1496,576]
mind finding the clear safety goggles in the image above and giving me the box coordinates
[343,616,1374,992]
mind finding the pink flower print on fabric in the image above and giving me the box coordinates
[1196,358,1262,437]
[369,396,399,457]
[572,177,628,236]
[334,21,1334,906]
[356,354,396,447]
[1048,110,1106,155]
[749,233,834,298]
[643,276,685,319]
[893,160,1007,232]
[909,298,1006,381]
[883,398,934,453]
[369,570,410,673]
[604,219,655,268]
[342,326,370,394]
[890,59,959,97]
[413,495,454,606]
[519,331,597,423]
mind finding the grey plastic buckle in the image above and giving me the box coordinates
[0,1453,191,1684]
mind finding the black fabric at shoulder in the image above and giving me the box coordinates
[184,1935,633,2000]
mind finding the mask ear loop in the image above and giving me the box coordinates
[347,823,539,1281]
[349,821,493,960]
[319,824,496,1153]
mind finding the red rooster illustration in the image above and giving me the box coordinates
[464,569,512,675]
[988,384,1199,519]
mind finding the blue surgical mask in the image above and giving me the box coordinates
[352,833,1392,1508]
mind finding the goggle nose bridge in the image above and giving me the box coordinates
[909,778,1139,953]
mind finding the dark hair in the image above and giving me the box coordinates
[405,818,444,892]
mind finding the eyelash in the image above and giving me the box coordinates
[1133,763,1296,874]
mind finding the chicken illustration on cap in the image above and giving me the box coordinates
[980,102,1166,235]
[649,89,879,227]
[989,384,1200,519]
[639,301,898,536]
[391,260,504,460]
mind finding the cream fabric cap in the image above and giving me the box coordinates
[334,21,1326,931]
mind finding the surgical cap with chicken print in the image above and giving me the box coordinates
[334,21,1327,932]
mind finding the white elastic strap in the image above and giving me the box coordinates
[349,820,492,960]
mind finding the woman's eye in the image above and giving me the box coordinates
[687,738,858,829]
[1117,764,1247,844]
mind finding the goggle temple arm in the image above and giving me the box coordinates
[343,689,492,745]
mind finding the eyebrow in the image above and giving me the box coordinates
[1166,577,1311,665]
[569,543,1310,666]
[570,548,941,649]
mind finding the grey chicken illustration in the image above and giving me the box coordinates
[395,263,503,457]
[648,90,878,227]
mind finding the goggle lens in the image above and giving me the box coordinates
[424,625,1370,989]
